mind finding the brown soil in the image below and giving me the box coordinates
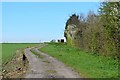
[2,49,29,78]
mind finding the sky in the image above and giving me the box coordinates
[1,0,103,2]
[0,2,2,43]
[2,2,100,43]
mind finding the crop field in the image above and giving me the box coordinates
[2,43,39,65]
[40,43,118,78]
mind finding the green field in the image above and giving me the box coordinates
[2,43,39,65]
[39,43,118,78]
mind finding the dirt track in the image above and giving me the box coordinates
[24,46,81,78]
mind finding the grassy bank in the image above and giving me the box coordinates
[2,43,39,65]
[30,49,44,59]
[39,43,118,78]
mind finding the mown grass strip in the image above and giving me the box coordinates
[39,43,118,78]
[30,49,44,59]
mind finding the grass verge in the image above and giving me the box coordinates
[39,43,118,78]
[30,49,44,59]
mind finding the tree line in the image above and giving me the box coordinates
[64,2,120,59]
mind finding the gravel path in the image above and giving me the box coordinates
[24,46,81,78]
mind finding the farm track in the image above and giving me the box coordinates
[24,45,81,78]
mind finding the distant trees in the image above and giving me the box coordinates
[64,2,119,58]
